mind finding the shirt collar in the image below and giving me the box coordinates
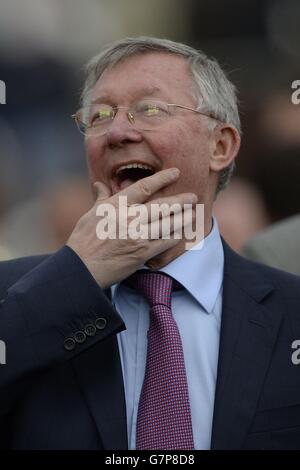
[111,216,224,314]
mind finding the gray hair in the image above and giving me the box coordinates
[81,36,241,192]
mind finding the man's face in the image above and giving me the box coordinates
[85,52,216,203]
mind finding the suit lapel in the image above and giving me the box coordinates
[71,308,128,450]
[211,241,283,449]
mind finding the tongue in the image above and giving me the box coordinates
[120,178,135,190]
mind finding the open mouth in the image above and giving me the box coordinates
[111,162,156,193]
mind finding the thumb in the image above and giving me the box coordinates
[92,181,112,201]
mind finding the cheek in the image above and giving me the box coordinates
[152,126,210,170]
[150,128,192,163]
[85,138,106,180]
[171,129,211,192]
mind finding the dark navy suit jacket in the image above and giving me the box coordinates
[0,242,300,449]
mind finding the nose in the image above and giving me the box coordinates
[105,110,143,148]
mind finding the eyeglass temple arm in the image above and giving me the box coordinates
[168,103,215,119]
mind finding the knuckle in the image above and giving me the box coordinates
[137,179,152,196]
[129,238,149,257]
[77,211,90,228]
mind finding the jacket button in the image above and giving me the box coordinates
[64,337,76,351]
[85,324,97,337]
[74,331,86,344]
[95,317,107,330]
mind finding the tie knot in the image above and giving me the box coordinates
[127,271,176,308]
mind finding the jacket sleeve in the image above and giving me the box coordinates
[0,245,125,417]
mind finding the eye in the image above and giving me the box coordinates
[90,106,114,126]
[135,101,168,118]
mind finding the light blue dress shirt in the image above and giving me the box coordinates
[111,217,224,450]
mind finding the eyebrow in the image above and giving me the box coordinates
[90,86,162,105]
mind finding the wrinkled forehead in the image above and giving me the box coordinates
[90,52,197,105]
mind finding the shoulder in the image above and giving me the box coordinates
[250,257,300,293]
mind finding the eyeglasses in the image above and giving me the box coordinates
[71,99,217,136]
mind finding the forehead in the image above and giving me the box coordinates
[90,52,196,104]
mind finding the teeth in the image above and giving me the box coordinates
[116,163,154,174]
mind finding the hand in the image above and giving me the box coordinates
[67,168,197,288]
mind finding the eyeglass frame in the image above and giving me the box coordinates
[71,100,220,136]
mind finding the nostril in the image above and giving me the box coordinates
[106,125,143,148]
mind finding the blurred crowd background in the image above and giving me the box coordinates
[0,0,299,259]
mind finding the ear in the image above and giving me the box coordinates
[209,124,241,172]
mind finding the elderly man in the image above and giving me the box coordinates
[0,37,300,451]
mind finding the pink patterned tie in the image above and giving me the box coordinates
[131,271,194,450]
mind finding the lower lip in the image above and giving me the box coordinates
[111,178,120,194]
[111,177,135,194]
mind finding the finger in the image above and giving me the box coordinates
[144,233,185,263]
[147,207,196,239]
[137,213,195,268]
[141,193,197,223]
[114,168,180,205]
[93,181,112,202]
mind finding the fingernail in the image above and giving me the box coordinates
[189,194,198,202]
[170,168,180,177]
